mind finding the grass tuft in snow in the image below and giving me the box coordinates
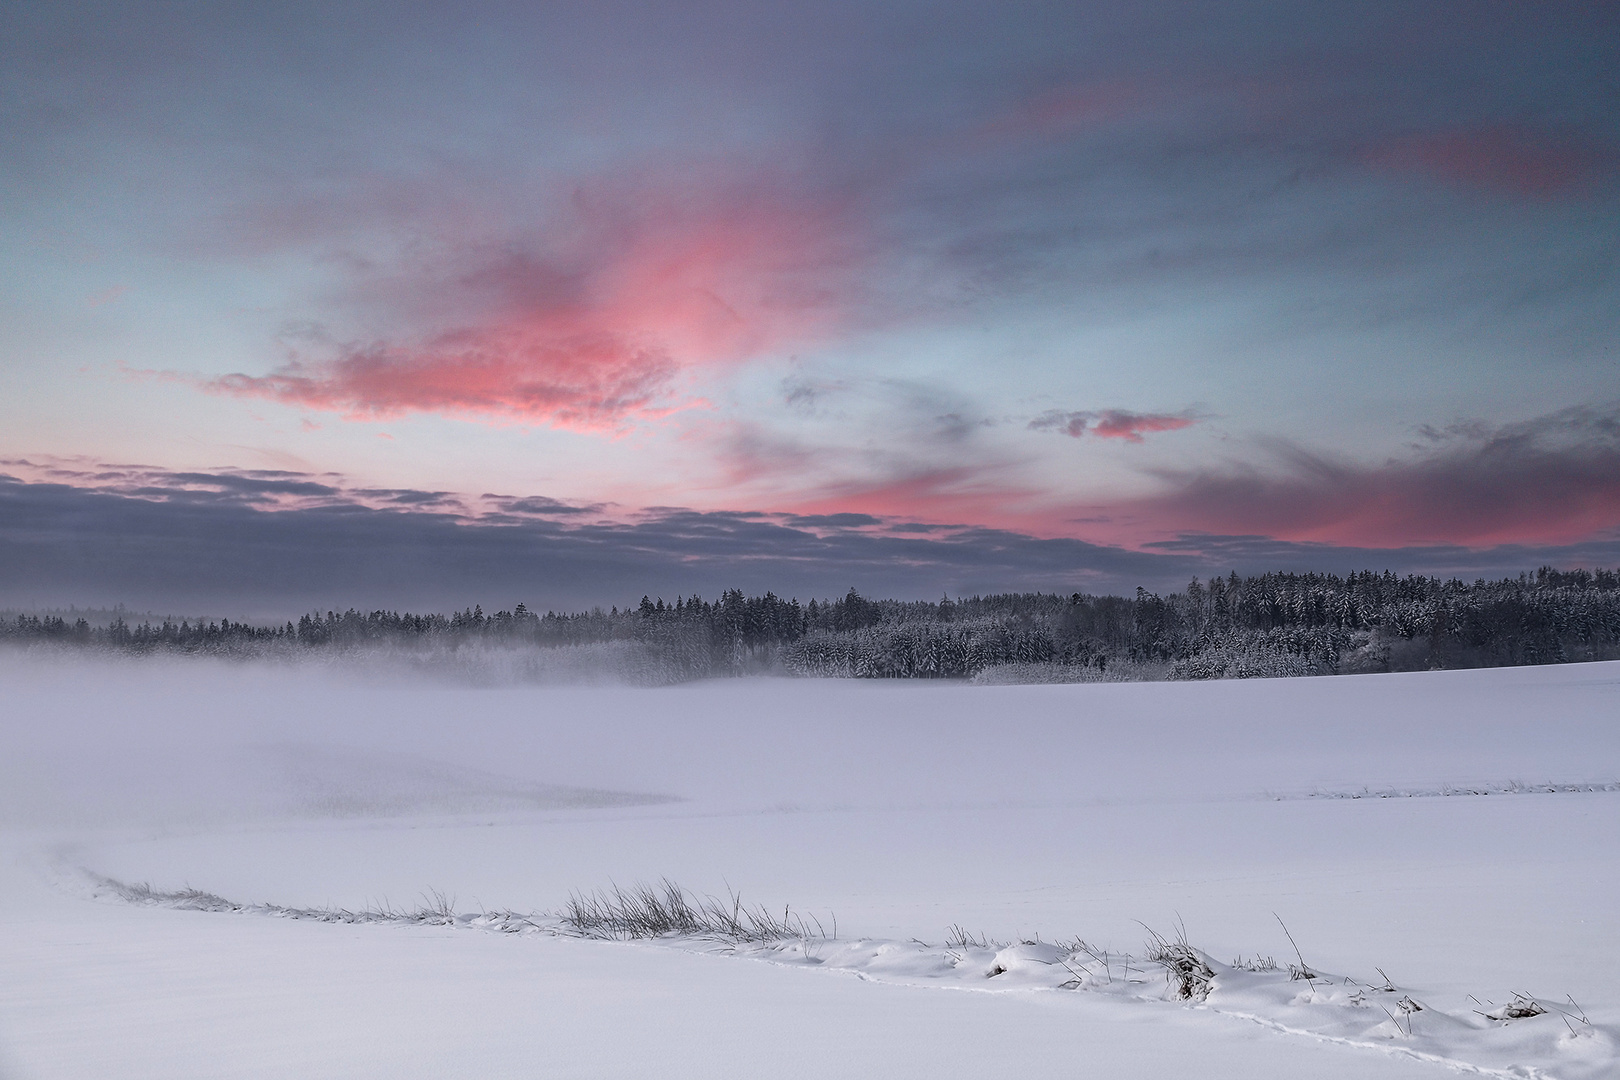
[560,879,825,943]
[943,924,1006,951]
[1230,954,1280,972]
[1142,922,1215,1001]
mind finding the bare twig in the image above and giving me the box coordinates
[1273,913,1319,988]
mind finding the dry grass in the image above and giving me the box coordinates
[559,879,825,942]
[1143,923,1215,1001]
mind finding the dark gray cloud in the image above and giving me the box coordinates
[0,471,1175,616]
[2,469,1615,619]
[7,463,350,505]
[161,472,344,499]
[781,513,884,528]
[351,488,460,506]
[482,495,605,517]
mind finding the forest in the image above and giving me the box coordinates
[6,567,1620,683]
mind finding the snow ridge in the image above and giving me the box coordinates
[74,867,1616,1080]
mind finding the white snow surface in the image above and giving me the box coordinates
[2,654,1618,1079]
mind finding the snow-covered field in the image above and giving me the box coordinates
[2,655,1617,1079]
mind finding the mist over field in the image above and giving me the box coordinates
[8,648,1614,830]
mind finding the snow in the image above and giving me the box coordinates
[2,654,1618,1078]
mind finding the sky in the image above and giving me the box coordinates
[2,0,1618,614]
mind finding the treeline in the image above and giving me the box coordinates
[5,567,1620,682]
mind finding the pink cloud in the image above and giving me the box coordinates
[206,174,862,431]
[1030,408,1199,443]
[1091,409,1199,442]
[210,331,681,431]
[1364,125,1611,197]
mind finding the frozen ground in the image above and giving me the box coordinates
[1,655,1617,1078]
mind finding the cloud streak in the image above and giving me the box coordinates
[1130,406,1620,547]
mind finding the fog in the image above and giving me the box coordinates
[6,648,1619,832]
